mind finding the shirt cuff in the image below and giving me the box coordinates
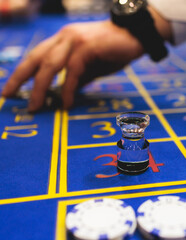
[148,0,186,45]
[171,21,186,45]
[147,0,186,21]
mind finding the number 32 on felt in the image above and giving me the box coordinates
[91,121,116,138]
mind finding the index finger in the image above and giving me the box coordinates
[2,33,61,97]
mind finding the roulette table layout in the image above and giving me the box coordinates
[0,14,186,240]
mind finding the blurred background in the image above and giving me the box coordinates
[63,0,112,14]
[0,0,112,21]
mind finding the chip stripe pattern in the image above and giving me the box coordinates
[137,196,186,240]
[66,198,137,240]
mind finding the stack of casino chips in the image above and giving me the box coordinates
[66,196,186,240]
[66,198,137,240]
[137,196,186,240]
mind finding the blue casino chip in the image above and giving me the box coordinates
[66,198,137,240]
[137,196,186,240]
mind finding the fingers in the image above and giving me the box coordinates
[28,39,72,112]
[62,46,90,109]
[2,33,61,98]
[62,71,79,110]
[2,23,95,111]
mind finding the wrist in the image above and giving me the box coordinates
[108,20,145,60]
[110,0,168,62]
[148,6,173,43]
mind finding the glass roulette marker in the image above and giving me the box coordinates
[116,112,150,174]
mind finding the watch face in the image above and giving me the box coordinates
[112,0,146,15]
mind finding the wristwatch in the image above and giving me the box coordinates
[111,0,168,62]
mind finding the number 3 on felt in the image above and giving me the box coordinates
[91,121,116,138]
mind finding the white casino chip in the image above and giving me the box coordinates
[0,46,24,63]
[137,196,186,240]
[66,198,137,240]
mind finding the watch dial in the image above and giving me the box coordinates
[112,0,146,15]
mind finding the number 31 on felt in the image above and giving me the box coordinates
[91,121,116,138]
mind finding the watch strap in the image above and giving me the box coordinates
[111,8,168,62]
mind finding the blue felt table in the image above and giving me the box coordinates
[0,14,186,240]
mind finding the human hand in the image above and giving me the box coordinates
[2,20,144,111]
